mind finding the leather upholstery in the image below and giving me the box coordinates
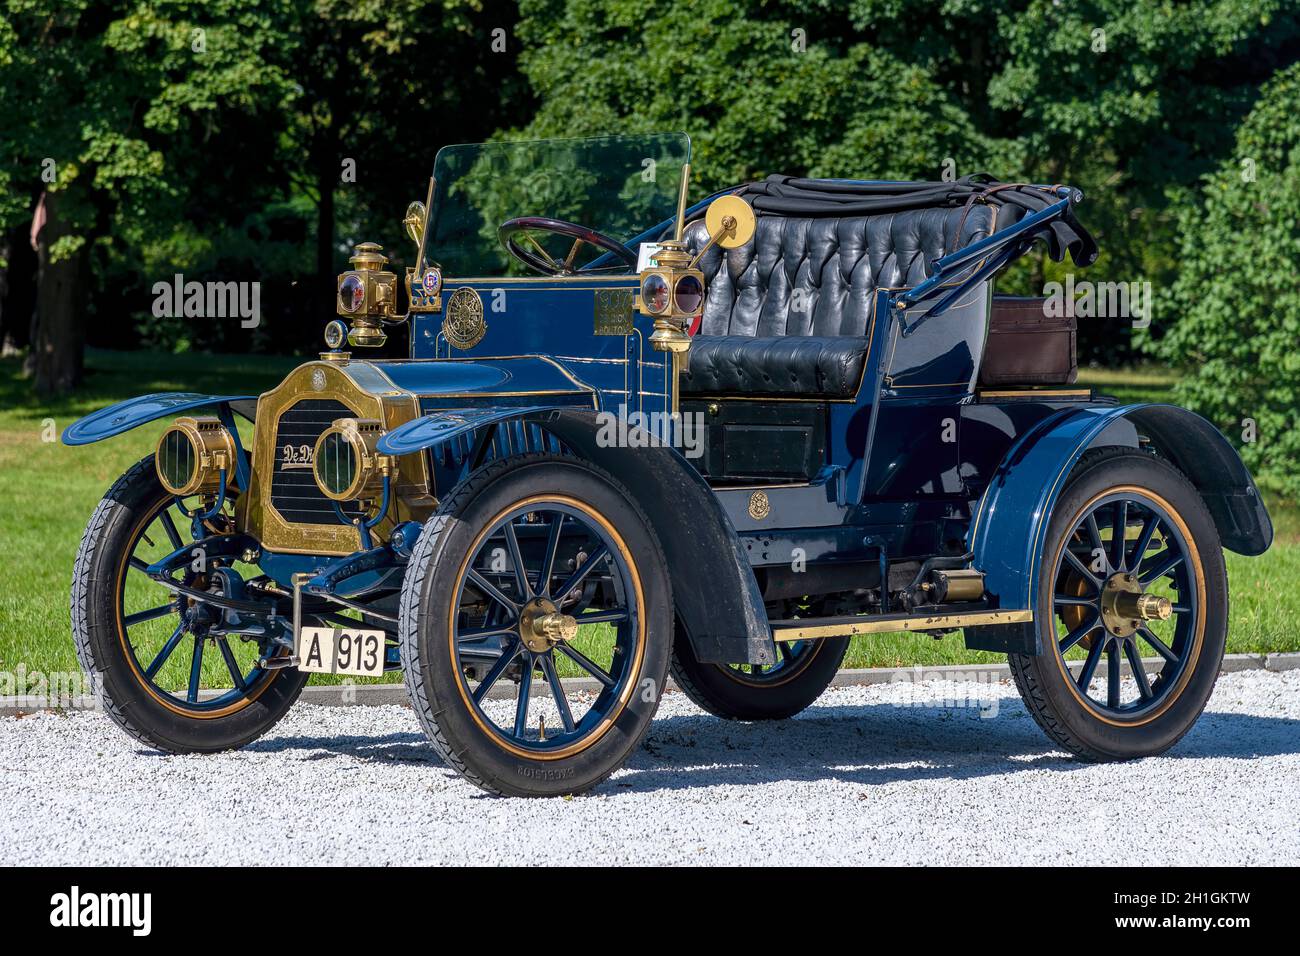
[682,335,870,398]
[681,204,1001,397]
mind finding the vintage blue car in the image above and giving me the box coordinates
[63,133,1272,796]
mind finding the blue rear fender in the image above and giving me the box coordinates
[968,403,1272,650]
[61,392,256,446]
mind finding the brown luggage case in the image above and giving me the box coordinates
[978,296,1078,387]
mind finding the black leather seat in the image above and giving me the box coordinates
[684,335,870,398]
[681,204,1000,398]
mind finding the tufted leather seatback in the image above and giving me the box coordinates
[683,205,1001,338]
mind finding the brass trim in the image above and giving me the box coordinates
[240,361,433,555]
[977,389,1093,399]
[772,608,1033,641]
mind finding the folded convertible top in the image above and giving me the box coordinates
[730,174,1097,267]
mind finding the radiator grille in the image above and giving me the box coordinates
[269,399,364,524]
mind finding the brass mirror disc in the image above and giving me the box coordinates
[403,200,427,245]
[705,195,756,250]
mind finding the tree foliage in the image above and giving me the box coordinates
[1154,62,1300,497]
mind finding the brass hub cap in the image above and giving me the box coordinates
[1099,572,1172,638]
[518,597,578,654]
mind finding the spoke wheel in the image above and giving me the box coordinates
[119,494,279,717]
[1008,449,1228,762]
[451,502,642,756]
[671,626,850,720]
[400,454,672,797]
[1049,490,1198,720]
[72,455,308,753]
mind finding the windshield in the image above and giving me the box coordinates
[425,132,691,277]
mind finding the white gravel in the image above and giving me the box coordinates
[2,669,1297,866]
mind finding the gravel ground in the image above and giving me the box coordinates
[2,669,1297,866]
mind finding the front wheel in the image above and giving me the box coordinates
[399,454,672,797]
[1009,449,1228,761]
[71,456,309,754]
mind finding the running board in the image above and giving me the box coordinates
[770,608,1033,641]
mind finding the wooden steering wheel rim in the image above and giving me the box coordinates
[498,216,638,277]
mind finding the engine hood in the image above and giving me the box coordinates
[371,356,597,408]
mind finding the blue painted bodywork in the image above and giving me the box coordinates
[61,392,254,445]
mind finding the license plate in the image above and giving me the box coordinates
[295,626,386,677]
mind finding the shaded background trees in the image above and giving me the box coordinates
[2,0,1298,490]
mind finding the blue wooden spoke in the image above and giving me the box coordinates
[1129,513,1160,572]
[159,509,184,550]
[1084,513,1104,557]
[552,544,609,602]
[1058,614,1101,654]
[1124,640,1153,700]
[216,638,248,692]
[473,639,522,703]
[458,624,518,643]
[555,642,616,687]
[1061,548,1102,589]
[501,520,532,600]
[187,636,205,703]
[1137,626,1179,664]
[1106,642,1121,709]
[1110,500,1128,571]
[129,556,150,575]
[1139,549,1184,585]
[539,654,576,733]
[513,660,534,737]
[124,604,173,627]
[575,607,628,625]
[144,624,187,679]
[538,513,565,598]
[467,568,520,615]
[1076,637,1105,691]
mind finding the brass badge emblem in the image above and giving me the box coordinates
[748,491,771,520]
[310,368,327,391]
[442,287,486,349]
[593,288,635,335]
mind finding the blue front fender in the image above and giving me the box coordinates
[376,405,563,456]
[969,403,1272,616]
[62,392,256,446]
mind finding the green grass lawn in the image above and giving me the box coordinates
[0,352,1295,694]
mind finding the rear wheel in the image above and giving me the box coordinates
[399,454,672,797]
[670,629,849,720]
[1009,449,1228,761]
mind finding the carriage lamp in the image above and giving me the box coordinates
[312,417,394,502]
[154,417,236,497]
[335,242,398,348]
[637,194,755,353]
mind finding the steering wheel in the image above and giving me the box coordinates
[499,217,638,277]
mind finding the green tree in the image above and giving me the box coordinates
[1152,62,1300,497]
[509,0,1299,360]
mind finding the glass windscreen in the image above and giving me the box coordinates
[425,133,691,277]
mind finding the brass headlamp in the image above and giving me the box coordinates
[312,418,394,502]
[155,416,236,497]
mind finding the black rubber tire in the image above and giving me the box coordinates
[399,454,673,797]
[71,455,309,754]
[1008,448,1228,761]
[670,628,850,720]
